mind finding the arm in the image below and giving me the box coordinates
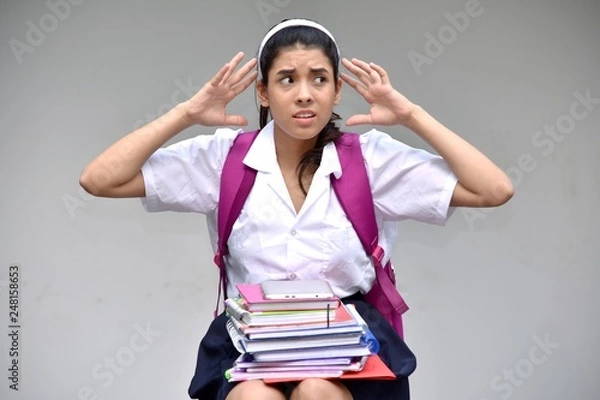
[403,106,514,207]
[79,104,193,197]
[341,58,514,208]
[79,52,257,198]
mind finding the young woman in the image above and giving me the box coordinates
[80,18,513,400]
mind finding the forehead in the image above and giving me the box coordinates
[271,46,332,71]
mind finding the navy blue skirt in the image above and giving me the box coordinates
[188,294,417,400]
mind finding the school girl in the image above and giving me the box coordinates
[80,18,514,400]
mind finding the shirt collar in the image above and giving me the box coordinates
[243,120,343,179]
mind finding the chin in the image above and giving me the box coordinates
[290,129,322,141]
[276,121,327,142]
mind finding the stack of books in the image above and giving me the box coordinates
[223,283,391,382]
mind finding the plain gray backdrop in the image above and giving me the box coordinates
[1,0,599,399]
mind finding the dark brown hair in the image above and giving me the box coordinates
[258,21,342,196]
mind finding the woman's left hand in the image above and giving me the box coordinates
[341,58,417,127]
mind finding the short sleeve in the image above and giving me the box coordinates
[360,129,458,225]
[140,127,241,214]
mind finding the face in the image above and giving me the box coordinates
[257,46,342,143]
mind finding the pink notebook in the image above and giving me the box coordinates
[239,302,358,335]
[237,283,339,312]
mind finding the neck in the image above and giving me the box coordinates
[273,126,318,172]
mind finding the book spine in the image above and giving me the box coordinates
[225,298,251,324]
[346,304,380,354]
[228,313,248,335]
[225,319,248,353]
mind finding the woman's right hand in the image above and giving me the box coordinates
[183,52,258,126]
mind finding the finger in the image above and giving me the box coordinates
[229,58,258,87]
[341,72,369,99]
[224,114,249,126]
[231,70,258,95]
[221,52,246,84]
[209,63,232,87]
[352,58,381,83]
[342,58,372,86]
[342,58,372,85]
[369,62,390,85]
[340,72,361,88]
[353,59,381,84]
[345,114,372,126]
[348,58,380,83]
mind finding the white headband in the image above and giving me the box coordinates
[257,19,340,79]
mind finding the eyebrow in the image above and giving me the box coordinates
[275,67,331,76]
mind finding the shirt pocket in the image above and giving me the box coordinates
[319,214,369,288]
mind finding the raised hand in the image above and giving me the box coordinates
[183,52,258,126]
[341,58,417,127]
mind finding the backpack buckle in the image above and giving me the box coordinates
[213,250,222,268]
[371,245,385,266]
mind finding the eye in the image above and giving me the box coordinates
[280,77,293,85]
[314,76,327,84]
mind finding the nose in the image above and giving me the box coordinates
[295,81,313,104]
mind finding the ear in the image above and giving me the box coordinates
[256,81,269,108]
[333,77,342,105]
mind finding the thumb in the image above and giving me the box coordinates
[224,114,249,127]
[345,114,372,126]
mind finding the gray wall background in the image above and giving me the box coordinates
[1,0,599,399]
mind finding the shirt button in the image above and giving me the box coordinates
[288,273,297,280]
[290,229,297,236]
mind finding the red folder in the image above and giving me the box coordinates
[338,355,396,380]
[262,355,396,383]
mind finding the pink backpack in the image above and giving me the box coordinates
[212,130,409,338]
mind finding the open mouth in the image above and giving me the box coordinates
[293,111,316,119]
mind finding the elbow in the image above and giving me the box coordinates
[485,179,515,207]
[79,168,103,197]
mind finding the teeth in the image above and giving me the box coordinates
[295,113,314,118]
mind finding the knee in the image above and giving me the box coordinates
[291,379,352,400]
[226,380,285,400]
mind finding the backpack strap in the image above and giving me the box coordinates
[332,133,409,338]
[214,130,409,338]
[213,130,260,318]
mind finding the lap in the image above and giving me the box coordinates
[290,379,352,400]
[188,298,416,400]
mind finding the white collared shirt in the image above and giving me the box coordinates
[141,121,457,298]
